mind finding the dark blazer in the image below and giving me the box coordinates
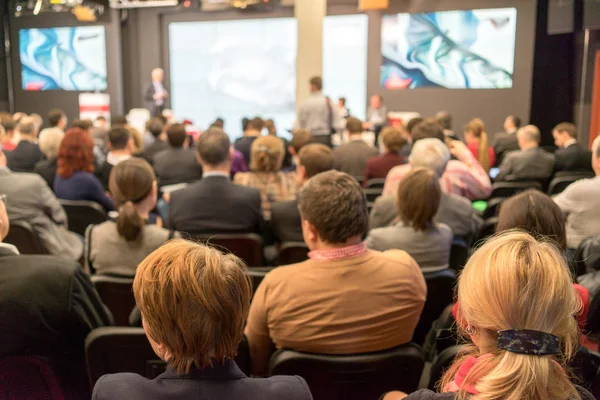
[333,140,379,178]
[270,199,303,243]
[153,148,203,187]
[234,136,258,166]
[554,143,593,173]
[33,158,58,190]
[143,139,169,164]
[492,131,520,165]
[144,83,168,117]
[54,171,114,211]
[95,162,113,191]
[168,175,262,235]
[364,152,404,183]
[6,140,43,172]
[92,360,312,400]
[495,147,555,182]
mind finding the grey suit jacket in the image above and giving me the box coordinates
[366,105,388,127]
[492,131,520,165]
[495,147,555,182]
[333,140,378,177]
[153,148,203,187]
[0,168,83,260]
[369,193,482,238]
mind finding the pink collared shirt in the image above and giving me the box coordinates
[308,242,368,261]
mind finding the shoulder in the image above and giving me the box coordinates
[11,171,47,188]
[386,163,410,178]
[402,389,455,400]
[143,224,174,241]
[442,192,472,209]
[248,375,312,399]
[262,261,311,287]
[436,223,454,238]
[93,373,153,399]
[233,172,251,184]
[5,254,80,280]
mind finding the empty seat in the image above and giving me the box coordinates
[60,200,108,236]
[489,181,541,199]
[191,233,263,267]
[364,178,386,189]
[90,275,135,327]
[547,174,594,196]
[0,356,65,400]
[278,242,309,265]
[4,220,49,255]
[268,343,424,400]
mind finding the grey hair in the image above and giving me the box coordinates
[38,127,65,160]
[517,125,541,144]
[409,138,450,178]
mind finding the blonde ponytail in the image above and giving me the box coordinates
[466,118,490,172]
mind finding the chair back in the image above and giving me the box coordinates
[478,217,499,241]
[449,238,469,271]
[91,275,135,326]
[428,345,466,390]
[0,356,65,400]
[489,181,541,199]
[413,269,457,345]
[363,188,383,203]
[60,200,108,236]
[482,197,507,220]
[268,343,424,400]
[278,242,309,265]
[364,178,386,189]
[192,233,264,266]
[4,220,49,255]
[547,173,593,196]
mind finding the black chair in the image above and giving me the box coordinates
[482,197,506,220]
[90,275,135,327]
[60,200,108,236]
[363,188,382,203]
[245,267,274,297]
[478,217,499,241]
[574,235,600,278]
[413,269,457,345]
[364,178,386,189]
[0,356,65,400]
[278,242,309,265]
[191,233,263,267]
[4,220,49,255]
[85,327,251,387]
[449,238,469,271]
[547,174,593,196]
[554,170,595,178]
[489,181,542,199]
[268,343,424,400]
[428,345,466,390]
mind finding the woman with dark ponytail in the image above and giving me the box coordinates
[84,158,180,276]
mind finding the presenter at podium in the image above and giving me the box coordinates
[145,68,169,117]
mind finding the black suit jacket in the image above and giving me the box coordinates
[168,175,263,235]
[144,83,168,117]
[492,132,520,165]
[95,162,114,191]
[554,143,593,173]
[33,158,58,190]
[234,136,258,166]
[142,139,169,164]
[153,148,203,187]
[270,199,303,243]
[93,360,312,400]
[6,141,43,173]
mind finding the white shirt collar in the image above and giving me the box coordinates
[106,153,132,166]
[202,171,230,179]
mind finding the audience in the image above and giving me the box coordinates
[332,116,378,177]
[435,110,456,140]
[270,143,334,243]
[554,136,600,249]
[284,129,313,172]
[0,115,17,151]
[383,120,492,200]
[370,139,482,238]
[153,123,203,187]
[34,127,64,189]
[72,118,106,165]
[366,168,452,272]
[47,108,68,130]
[6,117,43,172]
[96,126,134,190]
[142,117,169,163]
[93,240,311,400]
[245,170,426,376]
[493,114,521,165]
[85,158,179,276]
[364,126,406,183]
[234,117,263,165]
[54,128,114,211]
[383,232,594,400]
[464,118,495,172]
[553,122,593,173]
[297,76,331,147]
[234,135,298,220]
[496,124,555,182]
[168,128,262,235]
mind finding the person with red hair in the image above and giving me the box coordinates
[54,128,114,211]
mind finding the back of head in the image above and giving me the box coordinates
[345,117,363,135]
[133,240,251,373]
[264,119,276,136]
[290,129,313,153]
[465,118,489,172]
[47,109,65,128]
[29,113,43,131]
[146,118,164,139]
[38,127,65,160]
[57,128,95,178]
[250,135,284,172]
[412,120,445,143]
[517,125,541,146]
[443,231,580,400]
[109,158,156,242]
[496,189,566,249]
[167,123,187,148]
[109,126,132,150]
[381,127,407,153]
[310,76,323,91]
[436,111,452,131]
[298,143,334,178]
[508,115,522,129]
[409,138,450,178]
[247,117,264,132]
[196,127,231,166]
[112,115,129,126]
[396,168,441,231]
[298,170,368,244]
[0,115,15,133]
[553,122,577,139]
[17,117,36,137]
[406,117,424,135]
[72,119,93,131]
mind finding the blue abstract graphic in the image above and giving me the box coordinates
[19,26,108,91]
[381,8,517,90]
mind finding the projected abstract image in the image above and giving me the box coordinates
[19,26,108,91]
[381,8,517,90]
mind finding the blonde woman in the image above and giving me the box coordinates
[464,118,495,172]
[383,231,593,400]
[233,135,298,220]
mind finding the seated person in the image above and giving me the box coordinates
[366,168,453,272]
[6,117,43,172]
[370,139,483,238]
[553,122,593,173]
[245,171,426,376]
[283,129,313,172]
[85,158,179,276]
[383,232,594,400]
[0,115,17,151]
[54,128,114,211]
[495,124,555,182]
[363,126,406,183]
[464,118,495,172]
[234,135,298,220]
[72,118,107,166]
[168,127,263,235]
[92,240,311,400]
[153,123,203,187]
[96,126,135,190]
[271,143,334,243]
[142,117,169,164]
[492,114,521,165]
[554,136,600,249]
[332,116,378,178]
[34,127,64,190]
[0,193,112,398]
[234,117,263,166]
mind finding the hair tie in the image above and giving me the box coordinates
[497,329,560,355]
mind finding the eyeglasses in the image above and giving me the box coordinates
[0,194,6,204]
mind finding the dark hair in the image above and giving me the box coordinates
[436,111,452,130]
[56,128,95,178]
[146,118,164,138]
[381,127,407,153]
[553,122,577,139]
[167,124,187,148]
[339,97,346,106]
[290,129,313,153]
[412,120,445,143]
[109,158,156,241]
[157,115,168,126]
[212,118,224,129]
[109,126,132,150]
[16,118,36,136]
[508,115,522,129]
[299,143,334,178]
[196,127,231,166]
[0,116,15,132]
[396,168,441,231]
[496,189,567,249]
[264,119,276,136]
[247,117,264,132]
[346,117,363,134]
[71,119,93,131]
[310,76,322,91]
[112,115,128,126]
[298,170,368,244]
[47,109,65,127]
[406,117,424,134]
[242,118,250,132]
[96,116,106,122]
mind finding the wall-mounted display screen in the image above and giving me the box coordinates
[19,26,108,91]
[381,8,517,90]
